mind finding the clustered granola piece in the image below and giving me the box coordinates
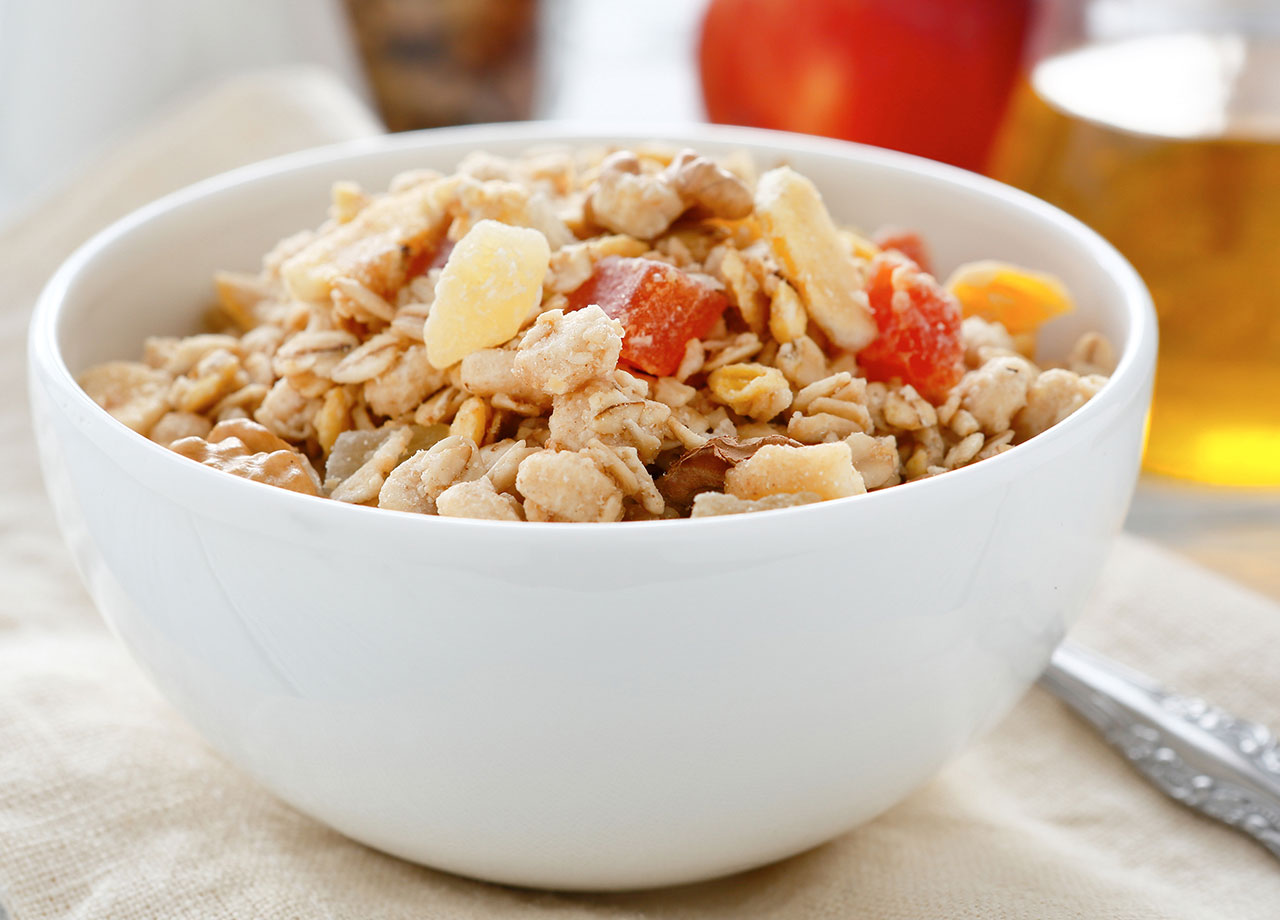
[79,146,1117,521]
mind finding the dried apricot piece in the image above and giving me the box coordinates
[872,227,932,275]
[857,253,964,403]
[565,256,728,377]
[945,260,1073,335]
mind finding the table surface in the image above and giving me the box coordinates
[1127,479,1280,603]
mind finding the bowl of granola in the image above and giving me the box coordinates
[29,124,1155,890]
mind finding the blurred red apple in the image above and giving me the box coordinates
[698,0,1030,172]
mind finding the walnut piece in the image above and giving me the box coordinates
[588,151,686,239]
[664,149,753,220]
[170,419,320,496]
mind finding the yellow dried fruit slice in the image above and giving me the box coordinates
[946,260,1074,335]
[754,167,876,351]
[283,177,454,303]
[725,442,865,502]
[423,219,552,370]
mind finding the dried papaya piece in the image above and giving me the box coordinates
[857,253,964,403]
[565,256,728,377]
[946,260,1074,335]
[872,227,932,275]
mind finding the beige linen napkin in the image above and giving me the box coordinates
[4,71,1279,920]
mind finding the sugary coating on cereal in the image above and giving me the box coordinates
[80,145,1114,521]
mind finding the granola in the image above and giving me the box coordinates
[80,145,1115,521]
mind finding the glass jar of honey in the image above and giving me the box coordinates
[991,0,1280,487]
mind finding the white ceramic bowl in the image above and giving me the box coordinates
[28,123,1156,891]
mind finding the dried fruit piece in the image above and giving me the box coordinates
[423,219,552,369]
[657,434,801,512]
[872,227,932,274]
[768,280,807,344]
[857,253,964,403]
[754,167,876,350]
[725,441,864,502]
[945,261,1074,335]
[565,256,728,376]
[282,178,453,303]
[330,426,416,504]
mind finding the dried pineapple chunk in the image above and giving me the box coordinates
[423,219,551,369]
[283,177,453,304]
[946,261,1074,334]
[754,167,876,351]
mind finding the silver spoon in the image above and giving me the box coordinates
[1041,642,1280,859]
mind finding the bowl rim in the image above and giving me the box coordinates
[29,120,1157,534]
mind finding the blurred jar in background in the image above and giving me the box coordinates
[344,0,537,130]
[991,0,1280,487]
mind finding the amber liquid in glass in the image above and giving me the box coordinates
[992,33,1280,486]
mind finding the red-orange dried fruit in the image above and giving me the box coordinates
[857,252,964,403]
[566,256,728,377]
[872,227,932,275]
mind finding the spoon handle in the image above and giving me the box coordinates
[1040,641,1280,859]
